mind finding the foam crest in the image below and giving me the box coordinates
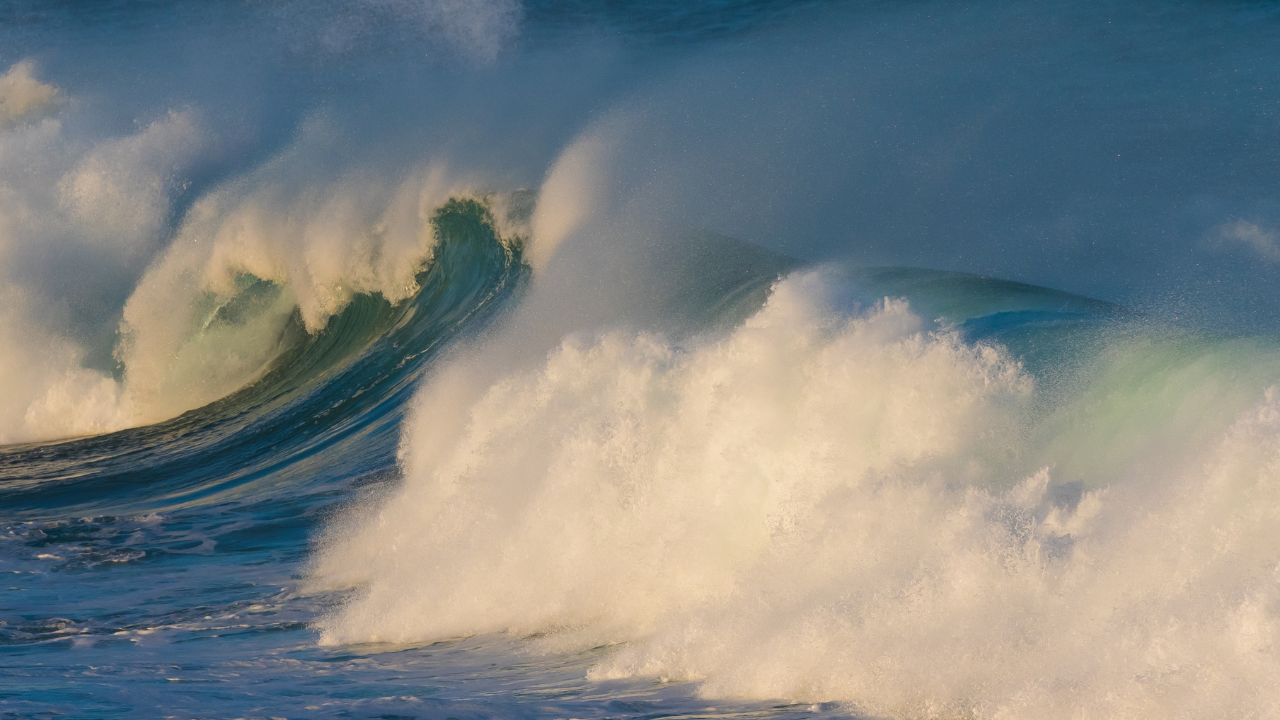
[113,158,473,426]
[310,270,1032,645]
[588,384,1280,719]
[313,267,1280,717]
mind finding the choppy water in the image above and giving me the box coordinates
[4,1,1280,718]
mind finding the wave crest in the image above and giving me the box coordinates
[310,270,1031,645]
[311,265,1280,718]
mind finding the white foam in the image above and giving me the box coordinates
[588,385,1280,719]
[310,271,1031,645]
[313,267,1280,718]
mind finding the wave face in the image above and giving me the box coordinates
[1,197,526,511]
[5,1,1280,719]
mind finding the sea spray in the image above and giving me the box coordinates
[590,386,1280,719]
[314,267,1280,718]
[311,270,1032,644]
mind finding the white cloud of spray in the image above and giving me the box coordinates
[311,260,1280,717]
[309,268,1033,648]
[0,64,224,443]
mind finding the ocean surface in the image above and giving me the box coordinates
[3,1,1280,718]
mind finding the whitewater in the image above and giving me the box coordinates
[4,1,1280,718]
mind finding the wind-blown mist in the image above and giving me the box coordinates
[4,1,1280,718]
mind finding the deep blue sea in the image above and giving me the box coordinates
[4,1,1280,718]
